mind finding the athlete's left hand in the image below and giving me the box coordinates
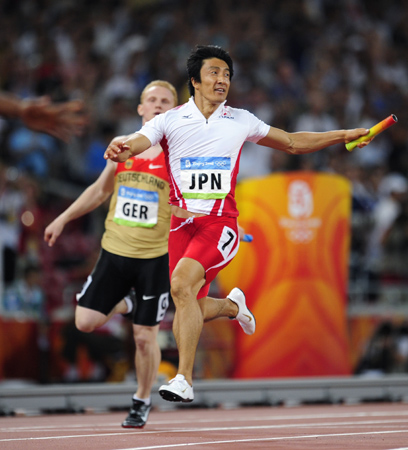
[238,225,246,241]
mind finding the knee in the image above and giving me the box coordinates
[133,327,157,354]
[170,276,193,306]
[75,316,95,333]
[75,310,98,333]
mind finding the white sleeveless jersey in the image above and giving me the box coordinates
[137,97,270,217]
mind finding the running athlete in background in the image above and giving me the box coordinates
[44,80,176,428]
[104,45,373,403]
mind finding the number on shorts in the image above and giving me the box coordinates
[156,292,169,322]
[217,226,237,259]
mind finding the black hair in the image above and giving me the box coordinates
[186,45,234,96]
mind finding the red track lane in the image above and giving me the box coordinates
[1,403,408,449]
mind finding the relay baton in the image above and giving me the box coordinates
[346,114,398,151]
[243,234,253,242]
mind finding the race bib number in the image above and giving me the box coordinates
[180,156,231,199]
[114,185,158,228]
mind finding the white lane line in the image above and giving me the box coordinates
[1,418,408,442]
[2,408,408,432]
[112,430,408,450]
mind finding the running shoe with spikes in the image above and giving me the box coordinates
[159,374,194,403]
[121,399,151,428]
[228,287,256,335]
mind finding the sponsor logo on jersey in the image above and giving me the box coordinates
[220,108,234,119]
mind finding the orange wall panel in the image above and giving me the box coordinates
[217,171,352,378]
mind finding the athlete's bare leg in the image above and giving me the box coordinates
[198,295,238,322]
[170,257,206,387]
[170,257,240,386]
[133,324,161,399]
[76,300,160,400]
[75,299,128,333]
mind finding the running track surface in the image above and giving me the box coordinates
[1,402,408,449]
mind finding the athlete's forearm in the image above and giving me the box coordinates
[258,126,370,154]
[123,132,152,157]
[0,92,24,118]
[58,182,111,224]
[286,130,348,154]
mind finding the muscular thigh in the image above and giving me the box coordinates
[169,215,239,298]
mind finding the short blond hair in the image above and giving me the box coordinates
[140,80,178,106]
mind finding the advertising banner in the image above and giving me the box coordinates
[217,171,352,378]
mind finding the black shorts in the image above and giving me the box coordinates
[76,249,170,326]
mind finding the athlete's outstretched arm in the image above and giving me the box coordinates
[44,160,116,247]
[104,132,152,163]
[257,126,371,154]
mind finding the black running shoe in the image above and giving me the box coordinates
[121,399,151,428]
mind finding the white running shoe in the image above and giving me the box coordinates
[228,287,256,335]
[159,374,194,403]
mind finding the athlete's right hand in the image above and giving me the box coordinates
[44,219,65,247]
[104,142,131,162]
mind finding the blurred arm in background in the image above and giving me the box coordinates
[0,92,88,142]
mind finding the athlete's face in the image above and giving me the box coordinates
[193,57,231,104]
[138,86,176,124]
